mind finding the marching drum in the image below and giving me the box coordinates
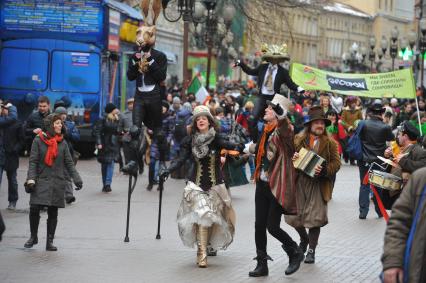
[368,170,402,191]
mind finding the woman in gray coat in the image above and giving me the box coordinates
[24,114,82,251]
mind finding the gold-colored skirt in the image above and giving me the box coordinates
[177,181,236,249]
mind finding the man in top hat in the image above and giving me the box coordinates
[249,95,304,278]
[358,99,394,219]
[285,106,341,265]
[381,121,426,208]
[234,43,304,142]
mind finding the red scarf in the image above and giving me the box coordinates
[38,132,63,167]
[254,120,277,181]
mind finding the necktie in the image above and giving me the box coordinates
[264,65,274,92]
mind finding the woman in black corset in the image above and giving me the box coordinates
[162,105,243,268]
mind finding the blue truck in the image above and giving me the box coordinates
[0,0,142,155]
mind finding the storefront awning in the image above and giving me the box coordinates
[104,0,143,21]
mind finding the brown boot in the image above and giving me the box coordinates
[196,225,208,268]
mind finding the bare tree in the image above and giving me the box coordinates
[238,0,331,49]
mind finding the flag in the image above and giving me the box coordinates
[187,76,209,104]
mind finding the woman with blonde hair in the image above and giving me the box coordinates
[93,103,121,192]
[319,94,331,114]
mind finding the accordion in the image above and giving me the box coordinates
[293,147,325,178]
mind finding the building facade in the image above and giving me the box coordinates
[243,1,373,72]
[318,3,373,71]
[337,0,415,70]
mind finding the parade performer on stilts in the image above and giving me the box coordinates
[124,0,168,174]
[160,106,244,268]
[248,95,304,277]
[234,43,305,142]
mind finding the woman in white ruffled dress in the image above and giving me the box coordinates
[163,105,243,268]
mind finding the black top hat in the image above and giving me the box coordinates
[304,106,331,126]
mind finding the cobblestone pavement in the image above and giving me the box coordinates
[0,158,386,283]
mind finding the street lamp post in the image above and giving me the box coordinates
[162,0,198,99]
[390,26,399,70]
[369,37,376,72]
[341,42,367,73]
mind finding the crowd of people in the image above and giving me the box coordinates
[1,40,426,282]
[1,77,426,279]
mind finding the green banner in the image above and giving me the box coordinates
[290,63,416,99]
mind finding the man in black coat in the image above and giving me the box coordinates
[125,26,168,173]
[0,102,23,209]
[24,95,50,155]
[235,44,304,142]
[358,100,394,219]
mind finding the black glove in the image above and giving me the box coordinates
[75,182,83,191]
[159,168,170,180]
[24,181,35,194]
[233,59,241,67]
[236,143,245,153]
[129,125,141,139]
[121,160,138,177]
[317,161,328,177]
[272,104,284,116]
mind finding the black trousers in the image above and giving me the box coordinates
[255,180,296,254]
[248,94,275,142]
[30,205,58,220]
[132,91,167,162]
[0,211,5,241]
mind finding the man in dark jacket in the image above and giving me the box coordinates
[0,103,21,209]
[381,167,426,283]
[1,104,24,209]
[126,29,168,173]
[24,96,50,155]
[235,44,304,142]
[358,100,394,219]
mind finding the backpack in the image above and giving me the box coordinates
[174,115,188,142]
[346,121,364,161]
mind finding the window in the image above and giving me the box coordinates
[0,48,48,90]
[51,51,100,93]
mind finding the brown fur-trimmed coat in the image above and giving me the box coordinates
[294,132,341,202]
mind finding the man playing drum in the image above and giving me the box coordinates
[382,121,426,208]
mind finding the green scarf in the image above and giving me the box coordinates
[326,124,338,135]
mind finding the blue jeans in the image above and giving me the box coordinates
[149,159,161,184]
[248,156,255,176]
[0,167,18,203]
[358,161,382,217]
[101,162,114,186]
